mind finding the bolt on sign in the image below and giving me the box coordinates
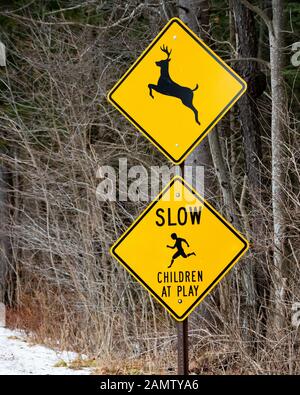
[108,18,247,164]
[111,177,249,321]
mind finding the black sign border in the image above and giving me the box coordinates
[108,18,246,164]
[111,177,248,321]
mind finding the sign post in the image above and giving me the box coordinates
[177,317,189,375]
[177,163,189,375]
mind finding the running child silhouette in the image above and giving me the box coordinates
[167,233,196,269]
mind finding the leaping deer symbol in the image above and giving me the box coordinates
[148,45,200,125]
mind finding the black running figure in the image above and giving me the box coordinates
[148,45,200,125]
[167,233,196,269]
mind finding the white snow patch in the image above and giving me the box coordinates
[0,327,92,375]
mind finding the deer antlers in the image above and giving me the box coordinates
[160,45,172,59]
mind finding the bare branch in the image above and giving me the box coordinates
[226,57,270,68]
[0,3,146,30]
[44,1,96,16]
[240,0,274,35]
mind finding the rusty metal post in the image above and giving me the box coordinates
[177,162,189,375]
[177,318,189,374]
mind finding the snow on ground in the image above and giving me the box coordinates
[0,327,92,375]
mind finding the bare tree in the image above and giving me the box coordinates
[0,40,9,304]
[0,166,9,302]
[240,0,289,333]
[269,0,288,332]
[231,0,265,346]
[178,0,215,200]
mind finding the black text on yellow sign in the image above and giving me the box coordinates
[108,18,247,164]
[111,177,249,321]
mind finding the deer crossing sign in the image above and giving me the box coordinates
[110,177,249,321]
[108,18,247,164]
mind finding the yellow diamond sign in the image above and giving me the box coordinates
[111,177,249,321]
[108,18,247,164]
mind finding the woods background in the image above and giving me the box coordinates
[0,0,299,374]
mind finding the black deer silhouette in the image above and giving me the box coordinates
[148,45,200,125]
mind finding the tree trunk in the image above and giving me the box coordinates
[0,163,10,303]
[178,0,215,201]
[231,0,267,345]
[177,0,219,329]
[0,40,8,307]
[231,0,263,193]
[269,0,288,333]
